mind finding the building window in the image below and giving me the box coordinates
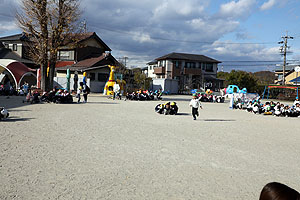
[173,61,181,68]
[13,44,17,51]
[89,73,95,81]
[201,63,205,70]
[185,62,195,68]
[58,50,74,60]
[191,62,196,68]
[206,63,214,72]
[4,43,9,49]
[98,73,109,82]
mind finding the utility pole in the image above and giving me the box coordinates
[278,31,293,85]
[124,56,128,68]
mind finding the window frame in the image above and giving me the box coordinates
[13,44,17,51]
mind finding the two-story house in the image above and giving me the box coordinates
[1,32,119,92]
[147,52,222,93]
[0,33,37,68]
[54,32,120,93]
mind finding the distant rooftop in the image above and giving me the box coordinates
[0,47,34,64]
[275,64,300,72]
[0,33,29,42]
[155,52,221,63]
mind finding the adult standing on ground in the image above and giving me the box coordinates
[81,82,90,103]
[113,83,120,100]
[73,71,78,93]
[189,94,202,120]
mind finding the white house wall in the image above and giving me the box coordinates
[147,65,156,78]
[152,78,179,94]
[53,77,90,91]
[6,43,22,57]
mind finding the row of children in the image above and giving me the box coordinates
[197,93,224,103]
[155,102,178,115]
[23,88,73,104]
[154,94,203,120]
[235,98,300,117]
[126,90,162,101]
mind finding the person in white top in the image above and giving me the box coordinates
[113,83,120,100]
[189,94,202,120]
[293,97,299,106]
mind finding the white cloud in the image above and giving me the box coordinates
[260,0,276,11]
[0,22,18,34]
[219,0,256,19]
[204,41,280,61]
[1,0,285,72]
[132,32,153,43]
[152,0,205,20]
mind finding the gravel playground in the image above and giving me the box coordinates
[1,95,300,199]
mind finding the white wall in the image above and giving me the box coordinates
[147,64,157,78]
[152,78,165,91]
[90,81,106,93]
[54,77,90,91]
[152,78,179,94]
[6,43,22,57]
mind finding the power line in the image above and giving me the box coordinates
[87,23,277,45]
[0,12,290,45]
[220,64,278,66]
[221,60,295,62]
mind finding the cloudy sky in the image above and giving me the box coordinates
[1,0,300,71]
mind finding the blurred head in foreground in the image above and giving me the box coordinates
[259,182,300,200]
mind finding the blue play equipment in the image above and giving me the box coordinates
[224,85,247,94]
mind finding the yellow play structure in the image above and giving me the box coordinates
[103,65,116,95]
[103,65,127,95]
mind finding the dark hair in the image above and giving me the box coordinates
[259,182,300,200]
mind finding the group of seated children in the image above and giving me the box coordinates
[126,90,162,101]
[23,88,73,104]
[197,93,224,103]
[23,89,41,104]
[41,89,73,103]
[155,102,178,115]
[235,98,300,117]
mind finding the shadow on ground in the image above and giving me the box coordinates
[0,96,32,110]
[176,113,190,116]
[202,119,236,122]
[8,109,31,112]
[162,97,191,102]
[1,117,34,122]
[85,102,119,105]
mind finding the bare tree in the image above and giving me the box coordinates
[17,0,49,91]
[17,0,81,91]
[48,0,81,89]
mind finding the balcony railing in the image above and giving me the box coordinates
[153,66,165,74]
[183,68,202,75]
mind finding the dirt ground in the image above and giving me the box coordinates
[1,95,299,199]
